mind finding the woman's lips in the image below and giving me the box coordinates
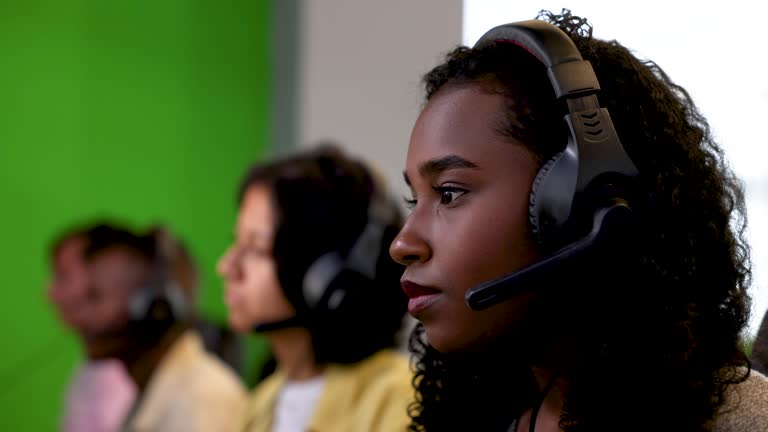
[401,280,441,298]
[401,281,442,315]
[224,288,240,307]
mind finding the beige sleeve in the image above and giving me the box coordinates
[713,370,768,432]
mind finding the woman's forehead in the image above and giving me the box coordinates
[417,85,505,137]
[237,186,275,241]
[407,86,529,177]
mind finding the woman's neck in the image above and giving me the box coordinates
[267,327,324,381]
[120,323,186,391]
[516,367,566,432]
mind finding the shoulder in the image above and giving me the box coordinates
[241,373,285,432]
[713,368,768,432]
[142,331,247,431]
[249,371,285,408]
[314,350,413,431]
[178,331,246,398]
[357,349,411,375]
[342,350,412,394]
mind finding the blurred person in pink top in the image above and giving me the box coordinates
[48,222,246,431]
[48,227,137,432]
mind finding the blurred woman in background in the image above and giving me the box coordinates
[218,144,412,432]
[49,222,246,431]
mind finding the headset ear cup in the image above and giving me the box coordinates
[303,252,344,310]
[529,151,565,245]
[301,190,396,314]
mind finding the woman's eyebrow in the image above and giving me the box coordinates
[418,155,479,178]
[402,155,479,186]
[235,230,270,244]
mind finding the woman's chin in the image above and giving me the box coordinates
[424,323,499,354]
[423,326,467,353]
[227,315,251,333]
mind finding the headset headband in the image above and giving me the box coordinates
[474,20,638,238]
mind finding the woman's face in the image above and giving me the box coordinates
[217,185,296,332]
[86,248,149,333]
[48,236,92,329]
[390,84,541,353]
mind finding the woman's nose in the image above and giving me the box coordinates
[217,247,236,278]
[389,219,431,266]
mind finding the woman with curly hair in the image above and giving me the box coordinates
[389,9,768,432]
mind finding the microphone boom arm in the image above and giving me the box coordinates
[465,202,631,310]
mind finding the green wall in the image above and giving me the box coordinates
[0,1,271,429]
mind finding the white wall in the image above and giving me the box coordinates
[296,0,463,202]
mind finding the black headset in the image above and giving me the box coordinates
[465,20,639,310]
[127,229,189,325]
[301,183,398,313]
[252,173,400,332]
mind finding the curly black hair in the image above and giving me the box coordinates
[408,9,751,432]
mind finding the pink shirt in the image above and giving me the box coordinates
[61,359,137,432]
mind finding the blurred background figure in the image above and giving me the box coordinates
[218,145,412,431]
[48,222,246,431]
[0,2,275,428]
[48,227,137,432]
[752,310,768,375]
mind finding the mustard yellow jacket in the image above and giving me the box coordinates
[124,331,247,432]
[241,350,413,432]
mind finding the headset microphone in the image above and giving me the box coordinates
[466,200,632,310]
[252,317,305,333]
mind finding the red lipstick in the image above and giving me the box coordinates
[401,281,441,315]
[401,281,441,298]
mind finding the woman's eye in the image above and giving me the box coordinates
[403,196,417,209]
[242,244,271,257]
[436,187,466,205]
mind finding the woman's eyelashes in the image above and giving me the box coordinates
[236,241,271,258]
[434,185,467,206]
[403,195,418,210]
[403,185,468,210]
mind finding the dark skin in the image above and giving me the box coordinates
[82,247,188,391]
[391,84,541,353]
[48,236,93,334]
[47,236,134,360]
[390,84,564,431]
